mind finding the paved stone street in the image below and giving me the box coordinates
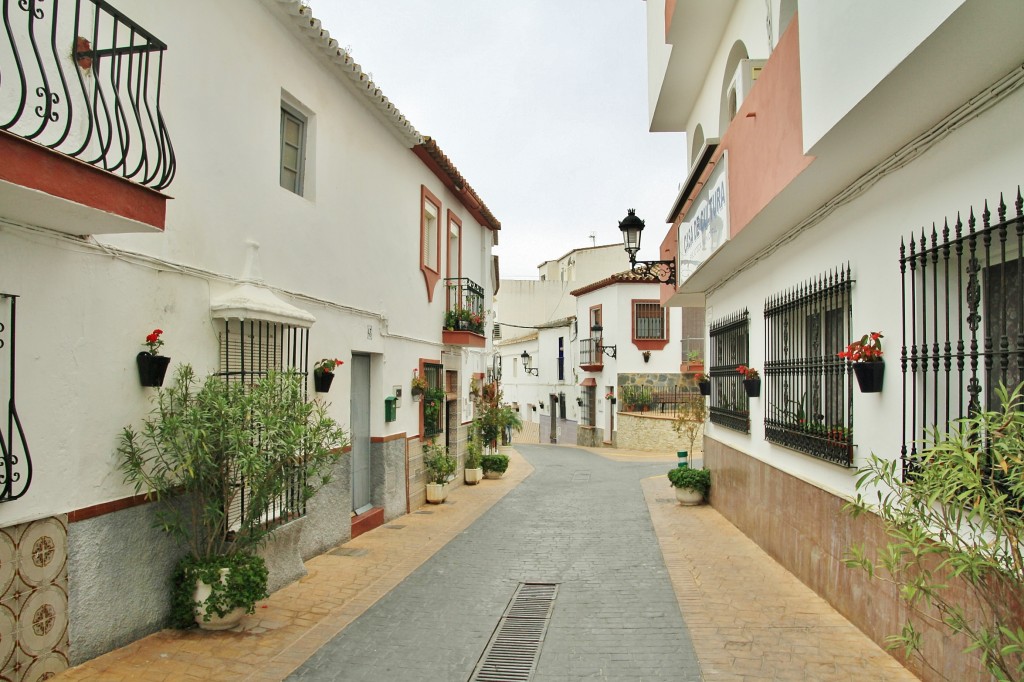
[289,444,701,681]
[59,444,915,681]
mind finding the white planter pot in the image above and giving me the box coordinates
[426,482,447,503]
[465,467,483,485]
[194,568,246,630]
[674,487,704,506]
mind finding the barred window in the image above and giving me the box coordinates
[216,319,310,530]
[764,266,853,467]
[423,362,444,438]
[901,189,1024,461]
[681,306,706,363]
[708,309,750,432]
[633,301,666,340]
[579,385,597,426]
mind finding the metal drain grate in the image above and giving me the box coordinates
[469,583,558,682]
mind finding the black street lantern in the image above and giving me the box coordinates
[520,350,539,376]
[618,208,677,285]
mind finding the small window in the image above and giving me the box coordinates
[633,301,667,341]
[280,104,306,195]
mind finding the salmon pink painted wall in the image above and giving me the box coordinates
[719,18,812,238]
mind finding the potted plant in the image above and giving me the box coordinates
[411,370,428,399]
[481,453,510,479]
[672,394,707,467]
[313,357,343,393]
[737,365,760,398]
[667,467,711,505]
[118,364,348,630]
[464,429,484,485]
[444,308,485,335]
[606,391,616,405]
[136,328,171,387]
[497,404,523,446]
[695,372,711,396]
[838,331,884,392]
[682,349,704,373]
[423,441,456,503]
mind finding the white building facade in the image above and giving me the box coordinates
[0,0,498,671]
[645,1,1024,678]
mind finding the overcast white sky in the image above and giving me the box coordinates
[308,1,686,279]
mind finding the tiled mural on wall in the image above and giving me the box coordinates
[0,516,68,682]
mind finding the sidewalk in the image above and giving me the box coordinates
[59,446,915,681]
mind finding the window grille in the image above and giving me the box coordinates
[708,309,750,432]
[634,301,666,340]
[216,319,310,530]
[900,188,1024,463]
[681,306,705,362]
[579,338,602,367]
[423,363,444,438]
[764,266,853,467]
[580,386,596,426]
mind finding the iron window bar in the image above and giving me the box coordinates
[423,362,444,438]
[217,319,310,531]
[0,294,32,502]
[764,266,853,467]
[900,188,1024,471]
[708,308,750,433]
[1,0,176,189]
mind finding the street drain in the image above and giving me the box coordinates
[469,582,558,681]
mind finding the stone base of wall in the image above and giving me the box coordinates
[705,436,986,681]
[576,425,604,447]
[616,412,700,455]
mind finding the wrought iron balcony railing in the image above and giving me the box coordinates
[444,278,485,335]
[1,0,175,189]
[580,337,602,367]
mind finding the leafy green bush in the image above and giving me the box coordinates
[846,383,1024,680]
[481,454,509,475]
[170,553,269,629]
[423,441,457,484]
[465,434,483,470]
[667,467,710,496]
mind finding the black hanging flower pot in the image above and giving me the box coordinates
[136,352,170,387]
[853,362,884,393]
[698,380,711,396]
[313,371,335,393]
[743,378,761,398]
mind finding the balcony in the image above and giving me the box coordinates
[442,277,485,347]
[0,0,175,235]
[579,337,603,372]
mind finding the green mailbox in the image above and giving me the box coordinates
[385,396,397,423]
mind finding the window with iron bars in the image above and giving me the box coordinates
[579,385,597,426]
[764,266,853,467]
[633,301,666,340]
[900,188,1024,465]
[423,363,444,438]
[216,319,310,531]
[708,309,750,432]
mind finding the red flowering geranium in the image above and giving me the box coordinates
[314,358,344,374]
[838,332,883,363]
[736,365,759,380]
[144,328,164,355]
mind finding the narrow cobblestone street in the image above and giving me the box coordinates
[289,444,701,681]
[60,445,915,681]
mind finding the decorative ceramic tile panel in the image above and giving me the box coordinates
[0,516,68,682]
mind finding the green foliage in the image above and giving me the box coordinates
[845,383,1024,681]
[423,441,457,484]
[170,553,269,629]
[621,385,653,410]
[443,307,485,334]
[667,467,710,496]
[481,454,510,475]
[476,403,522,450]
[118,364,349,560]
[465,423,484,469]
[672,395,707,456]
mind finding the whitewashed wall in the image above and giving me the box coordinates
[0,0,495,526]
[704,85,1024,499]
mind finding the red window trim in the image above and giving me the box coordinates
[420,186,442,301]
[631,298,670,351]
